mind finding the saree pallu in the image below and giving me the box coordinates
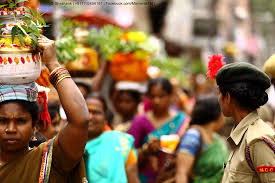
[84,131,135,183]
[138,112,188,183]
[191,134,229,183]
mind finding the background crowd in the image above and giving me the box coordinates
[1,0,275,183]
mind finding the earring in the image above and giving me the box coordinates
[31,136,37,141]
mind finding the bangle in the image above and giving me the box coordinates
[50,66,63,76]
[49,67,71,88]
[55,75,71,87]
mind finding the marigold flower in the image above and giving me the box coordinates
[24,36,32,45]
[127,32,147,43]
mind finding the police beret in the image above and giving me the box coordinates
[263,55,275,79]
[216,62,271,90]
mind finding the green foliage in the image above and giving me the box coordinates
[0,24,5,35]
[251,0,275,17]
[0,0,28,8]
[54,19,86,64]
[55,36,78,63]
[87,25,123,60]
[60,19,87,37]
[1,0,46,49]
[87,25,155,60]
[190,59,207,74]
[150,57,187,85]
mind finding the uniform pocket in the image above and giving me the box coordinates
[228,169,253,183]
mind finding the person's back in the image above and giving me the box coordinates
[176,95,229,183]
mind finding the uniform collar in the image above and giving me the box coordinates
[228,111,259,146]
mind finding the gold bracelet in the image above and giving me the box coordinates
[49,67,71,87]
[50,66,63,76]
[55,75,71,87]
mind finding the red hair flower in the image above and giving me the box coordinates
[207,52,226,79]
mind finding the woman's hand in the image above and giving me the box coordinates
[38,35,60,71]
[147,138,160,154]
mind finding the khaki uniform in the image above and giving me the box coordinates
[222,111,275,183]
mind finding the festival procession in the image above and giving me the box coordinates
[0,0,275,182]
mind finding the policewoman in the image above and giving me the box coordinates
[216,62,275,182]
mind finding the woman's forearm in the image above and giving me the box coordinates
[176,174,189,183]
[47,62,89,127]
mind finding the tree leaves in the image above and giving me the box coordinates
[0,4,8,8]
[17,34,25,46]
[0,24,5,34]
[1,0,28,9]
[4,3,47,49]
[55,36,78,63]
[15,0,28,4]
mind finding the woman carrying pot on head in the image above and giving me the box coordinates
[176,94,229,183]
[0,35,89,182]
[128,77,190,183]
[214,62,275,183]
[84,93,140,183]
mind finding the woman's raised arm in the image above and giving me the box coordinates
[38,36,89,160]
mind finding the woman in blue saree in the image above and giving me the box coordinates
[128,78,189,183]
[84,93,140,183]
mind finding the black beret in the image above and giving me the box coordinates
[216,62,271,90]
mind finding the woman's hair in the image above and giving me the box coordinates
[0,100,39,126]
[190,95,221,125]
[147,77,173,95]
[86,93,107,112]
[219,82,268,111]
[86,92,113,126]
[118,90,141,104]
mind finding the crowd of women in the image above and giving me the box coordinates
[1,36,275,183]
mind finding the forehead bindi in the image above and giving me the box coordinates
[86,98,104,111]
[0,102,29,117]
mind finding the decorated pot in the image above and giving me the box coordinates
[0,7,41,84]
[65,29,99,77]
[109,53,149,82]
[0,49,41,84]
[65,46,99,77]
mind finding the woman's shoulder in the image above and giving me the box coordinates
[246,118,275,145]
[105,131,134,140]
[180,128,201,143]
[184,128,201,136]
[132,113,150,124]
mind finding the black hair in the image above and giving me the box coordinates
[86,93,107,112]
[86,92,113,127]
[190,95,221,125]
[219,82,268,111]
[147,77,173,95]
[38,101,60,128]
[118,90,141,104]
[0,100,39,127]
